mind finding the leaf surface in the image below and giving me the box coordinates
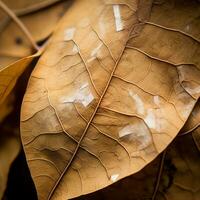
[20,0,200,199]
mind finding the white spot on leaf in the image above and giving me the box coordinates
[62,83,94,107]
[91,43,103,57]
[119,123,151,149]
[87,56,96,63]
[113,5,123,32]
[129,91,144,115]
[144,109,156,130]
[110,174,119,182]
[153,96,160,106]
[64,27,75,41]
[72,45,78,53]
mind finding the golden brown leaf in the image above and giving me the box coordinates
[20,0,200,199]
[2,0,63,14]
[0,0,70,59]
[0,52,40,121]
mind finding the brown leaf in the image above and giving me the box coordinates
[0,52,40,121]
[0,133,20,199]
[2,0,63,14]
[20,0,200,199]
[0,0,71,59]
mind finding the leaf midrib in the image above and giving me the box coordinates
[47,24,136,200]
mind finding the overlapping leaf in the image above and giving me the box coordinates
[20,0,200,199]
[0,52,40,121]
[0,0,71,66]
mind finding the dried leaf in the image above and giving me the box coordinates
[0,133,20,199]
[20,0,200,199]
[2,0,63,14]
[0,52,40,121]
[0,0,70,58]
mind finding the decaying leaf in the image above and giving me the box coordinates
[20,0,200,199]
[0,133,20,199]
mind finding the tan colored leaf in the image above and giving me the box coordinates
[0,52,40,121]
[0,0,70,58]
[0,133,20,199]
[2,0,62,14]
[20,0,200,199]
[0,55,19,69]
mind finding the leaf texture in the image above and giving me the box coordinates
[20,0,200,199]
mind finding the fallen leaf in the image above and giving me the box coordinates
[0,52,40,121]
[20,0,200,199]
[181,100,200,135]
[0,0,71,59]
[2,0,63,14]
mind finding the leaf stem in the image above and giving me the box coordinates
[152,150,167,200]
[0,0,39,51]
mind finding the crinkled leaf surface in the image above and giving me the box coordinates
[20,0,200,199]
